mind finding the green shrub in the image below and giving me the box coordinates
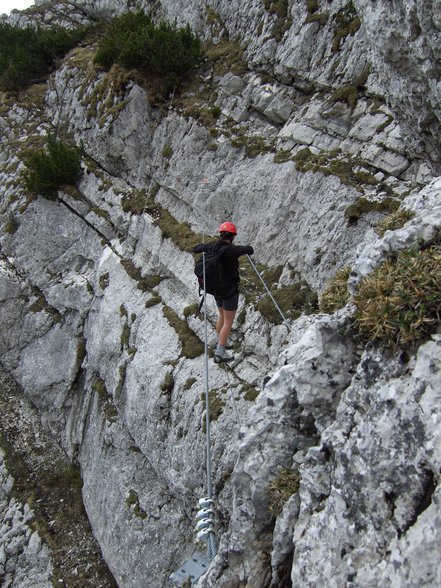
[305,0,318,13]
[353,245,441,349]
[23,135,82,199]
[0,22,87,91]
[344,197,400,225]
[94,11,203,91]
[257,281,318,324]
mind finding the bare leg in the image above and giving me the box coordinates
[216,307,224,336]
[218,309,236,347]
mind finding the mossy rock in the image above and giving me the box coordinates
[344,197,400,225]
[257,281,318,325]
[163,305,203,359]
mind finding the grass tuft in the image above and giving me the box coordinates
[267,467,300,517]
[375,208,415,237]
[319,266,351,313]
[353,244,441,349]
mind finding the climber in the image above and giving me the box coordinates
[193,222,254,363]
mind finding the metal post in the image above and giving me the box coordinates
[202,252,217,559]
[246,254,288,325]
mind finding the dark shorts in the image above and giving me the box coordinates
[214,287,239,311]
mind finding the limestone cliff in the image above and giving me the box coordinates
[0,0,440,586]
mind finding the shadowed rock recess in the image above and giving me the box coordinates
[0,0,440,587]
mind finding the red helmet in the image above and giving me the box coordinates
[218,221,237,234]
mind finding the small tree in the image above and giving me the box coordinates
[24,135,83,199]
[0,22,87,91]
[94,11,204,92]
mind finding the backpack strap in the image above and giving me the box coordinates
[196,293,205,316]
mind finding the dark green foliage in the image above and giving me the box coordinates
[257,281,318,324]
[94,11,204,91]
[163,305,204,359]
[305,0,318,13]
[0,22,87,91]
[344,197,401,225]
[332,1,361,52]
[262,0,292,41]
[23,135,82,199]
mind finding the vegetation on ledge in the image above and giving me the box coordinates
[0,22,88,91]
[354,244,441,349]
[94,11,204,94]
[23,135,83,199]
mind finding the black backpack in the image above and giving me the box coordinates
[194,242,229,296]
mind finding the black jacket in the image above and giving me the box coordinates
[193,240,254,291]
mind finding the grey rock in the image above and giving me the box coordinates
[1,1,441,586]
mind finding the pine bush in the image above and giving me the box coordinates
[0,22,87,91]
[94,11,203,91]
[24,135,83,199]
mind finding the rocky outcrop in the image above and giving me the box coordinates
[0,452,53,588]
[0,0,440,586]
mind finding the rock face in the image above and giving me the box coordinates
[0,451,53,588]
[0,1,440,587]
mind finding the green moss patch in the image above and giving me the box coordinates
[242,384,260,401]
[201,388,226,431]
[92,376,118,422]
[332,1,361,53]
[160,371,175,394]
[294,148,382,193]
[257,281,318,325]
[163,305,204,359]
[344,197,401,225]
[126,489,148,520]
[120,258,163,292]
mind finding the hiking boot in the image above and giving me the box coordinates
[214,350,234,364]
[210,340,234,351]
